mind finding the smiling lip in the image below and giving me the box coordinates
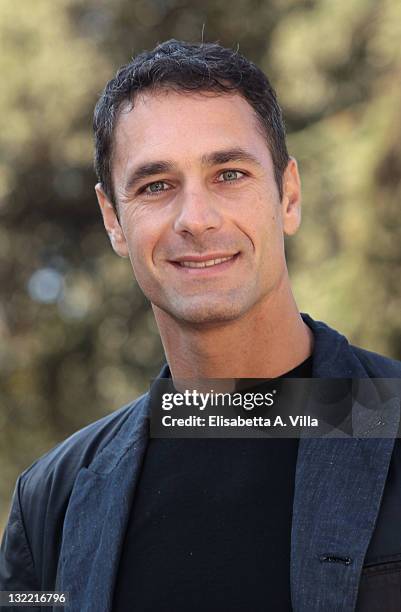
[170,253,239,269]
[172,253,238,263]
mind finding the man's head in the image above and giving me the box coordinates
[94,39,290,209]
[94,40,301,326]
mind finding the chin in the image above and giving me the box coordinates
[164,299,250,326]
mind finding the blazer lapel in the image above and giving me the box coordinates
[56,393,151,612]
[292,315,401,611]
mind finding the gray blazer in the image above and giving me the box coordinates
[1,314,401,611]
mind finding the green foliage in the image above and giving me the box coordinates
[1,0,400,529]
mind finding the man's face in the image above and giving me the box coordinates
[96,90,301,325]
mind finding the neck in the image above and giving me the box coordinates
[152,276,314,381]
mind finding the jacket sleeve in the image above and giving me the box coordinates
[0,476,39,591]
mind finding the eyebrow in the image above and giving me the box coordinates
[123,161,175,194]
[201,148,262,167]
[122,147,261,194]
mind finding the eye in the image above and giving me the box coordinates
[142,181,171,195]
[217,170,245,182]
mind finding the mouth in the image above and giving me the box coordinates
[169,252,240,274]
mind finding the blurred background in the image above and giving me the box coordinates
[1,0,401,534]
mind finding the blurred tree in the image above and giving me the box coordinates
[271,0,401,353]
[1,0,400,531]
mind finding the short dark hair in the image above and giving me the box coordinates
[93,39,289,208]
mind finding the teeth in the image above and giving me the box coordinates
[179,255,234,268]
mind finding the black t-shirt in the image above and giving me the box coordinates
[113,356,313,612]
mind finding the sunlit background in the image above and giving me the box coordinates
[1,0,401,533]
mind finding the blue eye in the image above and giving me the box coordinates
[145,181,167,193]
[218,170,244,182]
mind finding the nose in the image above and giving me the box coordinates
[173,186,224,237]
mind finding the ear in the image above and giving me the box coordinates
[281,157,302,236]
[95,184,129,258]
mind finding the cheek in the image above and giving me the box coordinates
[121,208,160,263]
[233,189,280,252]
[125,228,160,297]
[129,230,157,276]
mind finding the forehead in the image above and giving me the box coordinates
[112,90,272,175]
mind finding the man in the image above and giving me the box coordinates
[1,40,401,612]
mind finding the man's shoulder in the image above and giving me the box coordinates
[349,343,401,377]
[1,393,150,591]
[19,392,149,500]
[302,313,401,378]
